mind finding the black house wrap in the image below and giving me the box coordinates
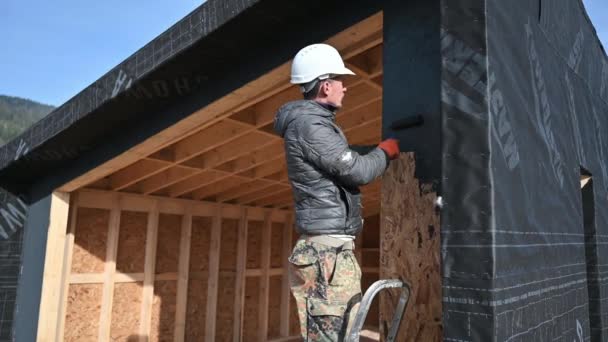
[0,0,606,340]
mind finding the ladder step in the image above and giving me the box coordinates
[345,279,411,342]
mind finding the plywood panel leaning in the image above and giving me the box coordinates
[380,153,442,341]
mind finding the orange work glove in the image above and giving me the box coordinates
[378,138,400,160]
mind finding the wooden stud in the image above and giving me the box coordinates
[138,200,160,341]
[233,208,249,342]
[258,210,273,341]
[56,194,79,342]
[280,213,294,337]
[36,192,71,342]
[75,189,290,223]
[98,196,121,342]
[174,205,193,342]
[205,208,222,341]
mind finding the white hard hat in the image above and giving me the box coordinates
[290,44,355,85]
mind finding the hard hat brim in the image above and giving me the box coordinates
[290,67,356,84]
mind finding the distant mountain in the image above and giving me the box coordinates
[0,95,54,145]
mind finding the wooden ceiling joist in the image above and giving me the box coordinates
[80,12,385,212]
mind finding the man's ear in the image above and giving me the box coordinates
[320,81,330,96]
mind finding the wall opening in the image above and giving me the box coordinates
[580,167,601,341]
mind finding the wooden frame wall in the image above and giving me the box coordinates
[36,188,382,341]
[55,189,301,341]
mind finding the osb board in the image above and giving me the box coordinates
[246,220,263,269]
[110,282,143,341]
[116,211,148,273]
[380,153,442,342]
[268,275,283,338]
[150,281,177,342]
[219,219,239,271]
[362,272,380,330]
[216,274,236,341]
[270,222,284,268]
[185,279,208,340]
[243,276,260,341]
[189,216,212,273]
[71,207,109,273]
[155,214,182,273]
[64,284,103,342]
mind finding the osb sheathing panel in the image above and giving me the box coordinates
[270,222,284,268]
[216,274,236,341]
[185,279,208,340]
[380,153,442,342]
[71,207,109,273]
[243,276,260,341]
[111,282,143,341]
[150,281,177,342]
[219,219,239,271]
[189,216,212,273]
[116,211,147,273]
[246,220,263,269]
[155,214,182,273]
[64,284,103,342]
[268,275,283,338]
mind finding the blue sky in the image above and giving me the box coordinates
[1,1,203,106]
[1,1,607,107]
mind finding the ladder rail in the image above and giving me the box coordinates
[345,279,411,342]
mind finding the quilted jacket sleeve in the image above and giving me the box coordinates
[298,120,388,187]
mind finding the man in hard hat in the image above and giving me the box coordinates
[274,43,400,341]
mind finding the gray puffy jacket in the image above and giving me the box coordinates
[274,100,388,236]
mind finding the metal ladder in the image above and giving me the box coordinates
[345,279,411,342]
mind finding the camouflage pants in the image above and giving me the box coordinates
[289,237,362,341]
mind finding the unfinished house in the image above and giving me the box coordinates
[0,0,607,341]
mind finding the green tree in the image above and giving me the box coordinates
[0,95,54,145]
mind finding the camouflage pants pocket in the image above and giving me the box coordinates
[306,297,348,342]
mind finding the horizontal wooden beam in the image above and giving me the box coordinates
[76,189,290,222]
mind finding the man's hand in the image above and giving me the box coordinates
[378,138,400,160]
